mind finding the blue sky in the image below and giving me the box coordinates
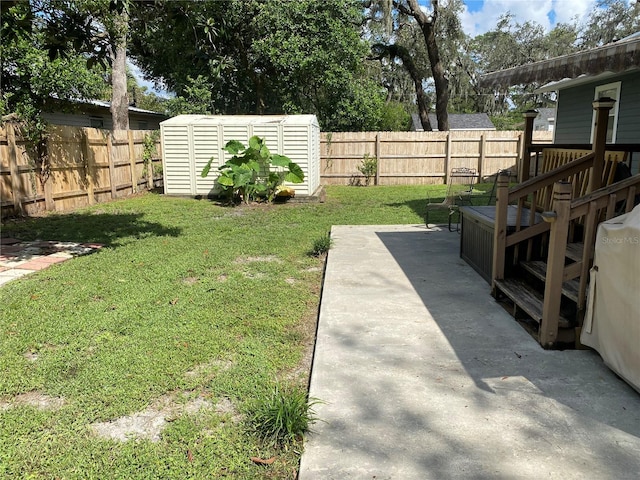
[459,0,601,37]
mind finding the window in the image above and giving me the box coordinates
[89,116,104,128]
[590,82,621,144]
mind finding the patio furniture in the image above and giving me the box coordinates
[425,167,478,231]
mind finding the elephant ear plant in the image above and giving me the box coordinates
[201,136,304,203]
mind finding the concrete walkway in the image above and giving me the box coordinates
[300,225,640,479]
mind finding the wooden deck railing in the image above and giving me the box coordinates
[539,174,640,346]
[491,152,596,290]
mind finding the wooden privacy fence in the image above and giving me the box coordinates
[1,124,162,217]
[321,130,554,185]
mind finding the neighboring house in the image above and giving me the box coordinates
[411,113,495,131]
[480,32,640,146]
[533,107,555,132]
[42,99,168,130]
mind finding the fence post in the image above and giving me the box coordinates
[43,173,54,211]
[491,170,511,295]
[128,130,137,193]
[540,181,572,348]
[375,132,380,186]
[82,129,95,205]
[478,132,485,180]
[147,135,156,190]
[589,97,615,193]
[107,131,117,199]
[6,123,24,215]
[444,131,452,184]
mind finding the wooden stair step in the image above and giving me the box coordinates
[494,277,571,329]
[565,242,586,262]
[520,260,581,303]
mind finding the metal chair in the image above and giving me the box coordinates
[425,167,478,231]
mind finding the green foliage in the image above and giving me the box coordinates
[310,233,332,257]
[1,1,108,187]
[152,164,163,178]
[248,384,321,446]
[141,130,160,167]
[357,154,378,186]
[165,75,215,116]
[129,0,384,131]
[490,112,526,131]
[378,102,412,131]
[201,136,304,204]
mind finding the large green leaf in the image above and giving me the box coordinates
[285,163,304,183]
[270,154,291,167]
[228,153,250,167]
[235,170,253,187]
[217,172,235,186]
[224,140,245,155]
[200,156,215,177]
[248,136,263,150]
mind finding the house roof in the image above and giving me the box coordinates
[479,32,640,89]
[411,113,495,131]
[535,108,556,121]
[73,98,167,116]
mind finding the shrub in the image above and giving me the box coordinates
[310,233,332,256]
[357,153,377,186]
[248,384,321,446]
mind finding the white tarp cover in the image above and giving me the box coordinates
[582,204,640,392]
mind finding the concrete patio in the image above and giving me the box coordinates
[299,225,640,479]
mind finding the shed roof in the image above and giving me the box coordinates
[411,113,495,131]
[479,32,640,89]
[161,114,318,126]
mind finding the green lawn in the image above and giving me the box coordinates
[0,185,475,479]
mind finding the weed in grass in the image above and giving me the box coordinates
[310,233,332,257]
[248,384,322,446]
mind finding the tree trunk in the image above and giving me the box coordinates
[407,0,449,131]
[111,11,129,130]
[385,44,432,131]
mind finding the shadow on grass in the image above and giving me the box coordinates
[1,212,181,247]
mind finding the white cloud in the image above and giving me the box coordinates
[460,0,596,37]
[551,0,596,26]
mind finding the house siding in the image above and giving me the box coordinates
[555,85,597,144]
[616,72,640,143]
[42,106,166,130]
[555,71,640,144]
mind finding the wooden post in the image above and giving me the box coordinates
[520,109,538,182]
[43,175,54,211]
[128,130,137,193]
[444,131,452,184]
[82,129,95,205]
[540,181,572,348]
[491,170,511,295]
[6,123,24,215]
[375,132,380,186]
[589,97,615,193]
[478,133,485,180]
[107,131,117,199]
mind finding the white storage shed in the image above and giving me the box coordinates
[160,115,321,197]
